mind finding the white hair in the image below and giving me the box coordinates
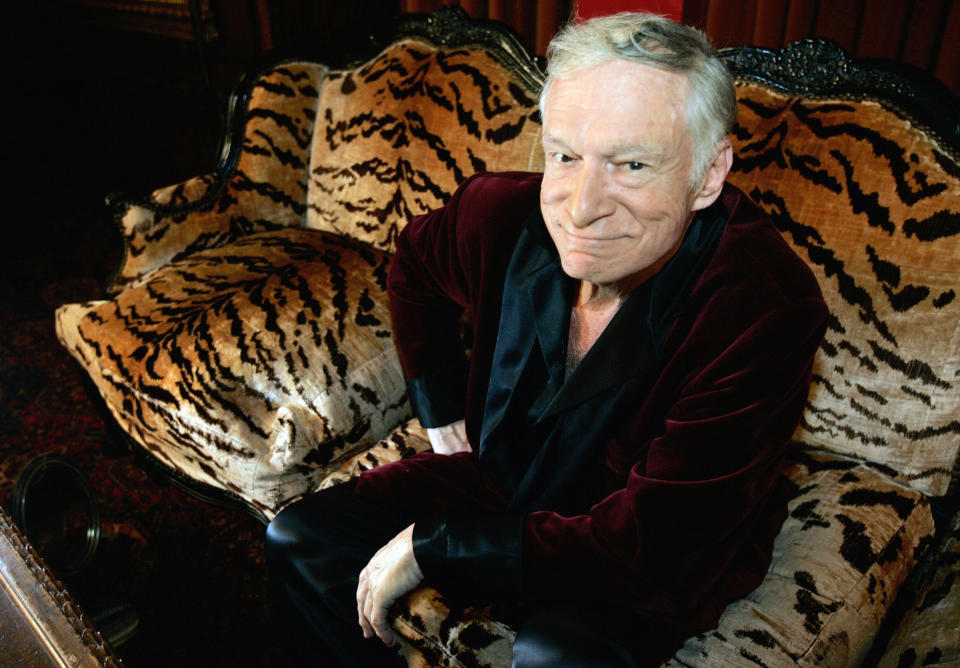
[540,12,737,186]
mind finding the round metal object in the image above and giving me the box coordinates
[11,454,100,576]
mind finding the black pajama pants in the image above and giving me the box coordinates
[266,480,409,666]
[265,480,685,667]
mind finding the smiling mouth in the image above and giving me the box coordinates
[563,229,626,243]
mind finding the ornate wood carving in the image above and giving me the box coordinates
[0,507,120,667]
[721,38,960,158]
[394,5,545,92]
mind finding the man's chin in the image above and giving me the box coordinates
[559,262,614,288]
[558,258,594,283]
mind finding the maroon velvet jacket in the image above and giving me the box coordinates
[358,172,828,630]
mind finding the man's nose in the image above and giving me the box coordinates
[565,164,613,227]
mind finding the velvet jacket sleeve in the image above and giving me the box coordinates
[387,171,542,430]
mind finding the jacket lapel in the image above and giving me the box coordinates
[479,211,567,447]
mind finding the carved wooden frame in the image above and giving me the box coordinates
[721,38,960,161]
[0,506,120,667]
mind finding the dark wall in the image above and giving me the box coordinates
[10,5,209,216]
[7,1,401,226]
[1,1,405,306]
[683,0,960,97]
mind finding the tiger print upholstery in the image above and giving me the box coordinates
[54,7,959,668]
[726,82,960,499]
[663,450,933,666]
[56,24,544,519]
[108,62,328,293]
[878,509,960,668]
[307,45,544,250]
[57,227,409,516]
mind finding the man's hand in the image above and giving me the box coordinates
[426,419,470,454]
[357,524,423,646]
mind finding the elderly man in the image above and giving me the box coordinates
[267,12,827,667]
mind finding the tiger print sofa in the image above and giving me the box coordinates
[54,6,960,667]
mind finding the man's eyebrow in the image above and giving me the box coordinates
[607,143,664,159]
[542,135,665,159]
[541,133,571,148]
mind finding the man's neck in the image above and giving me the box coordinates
[575,280,625,310]
[566,282,624,377]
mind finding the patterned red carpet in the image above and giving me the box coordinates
[0,206,299,666]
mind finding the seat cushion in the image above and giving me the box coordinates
[346,445,934,668]
[877,509,960,668]
[316,416,432,492]
[56,227,410,519]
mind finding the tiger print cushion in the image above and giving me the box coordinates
[726,83,960,498]
[877,509,960,668]
[317,434,934,668]
[56,227,409,518]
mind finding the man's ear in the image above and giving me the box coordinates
[691,139,733,212]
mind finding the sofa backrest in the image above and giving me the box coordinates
[724,43,960,497]
[305,34,545,251]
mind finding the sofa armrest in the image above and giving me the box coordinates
[107,61,329,293]
[107,172,219,293]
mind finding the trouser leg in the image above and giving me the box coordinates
[511,603,686,668]
[265,480,409,667]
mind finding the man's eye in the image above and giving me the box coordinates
[625,161,645,171]
[552,152,574,164]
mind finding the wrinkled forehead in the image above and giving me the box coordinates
[541,58,691,118]
[541,60,692,145]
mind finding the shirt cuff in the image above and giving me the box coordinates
[406,362,469,428]
[412,512,524,602]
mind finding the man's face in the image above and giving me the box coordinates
[539,59,711,291]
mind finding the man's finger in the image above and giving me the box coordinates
[370,603,394,646]
[363,590,379,638]
[363,586,395,646]
[357,577,374,638]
